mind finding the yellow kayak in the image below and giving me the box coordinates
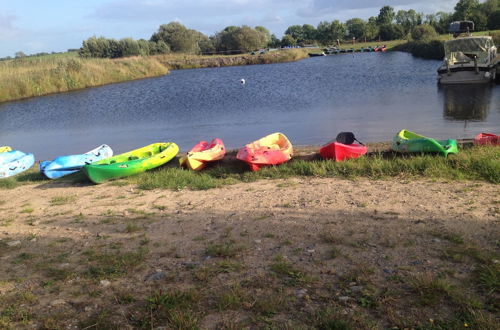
[0,146,12,153]
[179,138,226,171]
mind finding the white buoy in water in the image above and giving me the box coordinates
[240,78,245,85]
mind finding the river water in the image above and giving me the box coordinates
[1,52,499,160]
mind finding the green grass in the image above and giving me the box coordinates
[0,56,168,103]
[129,146,499,191]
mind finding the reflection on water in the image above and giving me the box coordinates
[440,84,492,121]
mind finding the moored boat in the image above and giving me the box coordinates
[82,142,179,183]
[40,144,113,179]
[237,132,293,171]
[0,146,12,153]
[474,133,499,146]
[437,22,497,84]
[392,130,458,156]
[0,150,35,178]
[179,138,226,171]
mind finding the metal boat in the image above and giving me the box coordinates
[437,21,497,84]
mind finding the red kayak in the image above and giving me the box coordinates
[237,132,293,171]
[320,141,368,162]
[474,133,499,146]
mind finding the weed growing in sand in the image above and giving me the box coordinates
[205,240,245,258]
[83,247,147,279]
[49,196,75,206]
[124,222,141,233]
[146,289,199,328]
[20,207,34,214]
[271,255,311,286]
[475,264,499,294]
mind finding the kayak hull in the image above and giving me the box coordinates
[40,144,113,179]
[0,150,35,178]
[474,133,499,146]
[392,130,458,156]
[82,143,179,184]
[179,138,225,171]
[237,132,293,171]
[320,142,367,161]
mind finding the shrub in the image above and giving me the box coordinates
[411,24,438,41]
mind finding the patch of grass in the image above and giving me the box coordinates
[270,255,311,286]
[205,240,245,258]
[213,284,249,311]
[20,207,34,214]
[475,264,499,294]
[147,289,199,329]
[124,222,141,233]
[83,247,147,279]
[409,274,455,306]
[50,195,76,206]
[430,230,464,244]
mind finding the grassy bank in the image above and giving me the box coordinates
[1,145,498,191]
[0,56,168,103]
[154,48,310,69]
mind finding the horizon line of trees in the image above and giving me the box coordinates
[6,0,498,60]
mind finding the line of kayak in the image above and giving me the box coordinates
[1,130,498,183]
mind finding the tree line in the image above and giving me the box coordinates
[79,0,499,58]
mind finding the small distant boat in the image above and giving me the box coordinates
[82,142,179,184]
[375,45,387,52]
[40,144,113,179]
[0,146,12,153]
[474,133,499,146]
[308,52,326,57]
[179,138,226,171]
[320,132,367,161]
[392,130,458,156]
[237,132,293,171]
[0,150,35,178]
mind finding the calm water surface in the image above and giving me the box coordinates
[1,52,499,160]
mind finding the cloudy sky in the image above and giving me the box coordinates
[0,0,459,58]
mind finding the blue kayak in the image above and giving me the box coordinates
[0,150,35,178]
[40,144,113,179]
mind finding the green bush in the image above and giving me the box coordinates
[411,25,438,41]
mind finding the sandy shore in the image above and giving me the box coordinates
[0,175,498,328]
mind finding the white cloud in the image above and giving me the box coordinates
[0,14,20,40]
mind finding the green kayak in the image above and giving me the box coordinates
[82,142,179,184]
[392,130,458,157]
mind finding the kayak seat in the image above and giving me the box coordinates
[128,156,139,160]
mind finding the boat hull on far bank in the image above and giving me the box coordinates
[474,133,499,146]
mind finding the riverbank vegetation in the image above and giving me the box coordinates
[1,145,498,191]
[0,56,168,104]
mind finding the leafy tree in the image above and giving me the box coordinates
[119,38,140,57]
[15,51,26,58]
[396,9,422,34]
[379,24,405,40]
[316,20,346,45]
[346,18,366,40]
[281,34,296,47]
[453,0,480,20]
[487,10,500,29]
[364,17,380,41]
[284,25,304,41]
[269,34,281,48]
[411,24,438,41]
[214,26,268,53]
[150,22,202,54]
[377,6,395,25]
[302,24,317,43]
[255,26,271,46]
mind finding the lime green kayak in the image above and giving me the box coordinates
[392,130,458,156]
[82,142,179,183]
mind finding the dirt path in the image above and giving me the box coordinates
[0,178,498,328]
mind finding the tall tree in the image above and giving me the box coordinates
[316,20,346,45]
[150,22,202,54]
[396,9,423,34]
[377,6,395,25]
[453,0,480,20]
[346,18,366,40]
